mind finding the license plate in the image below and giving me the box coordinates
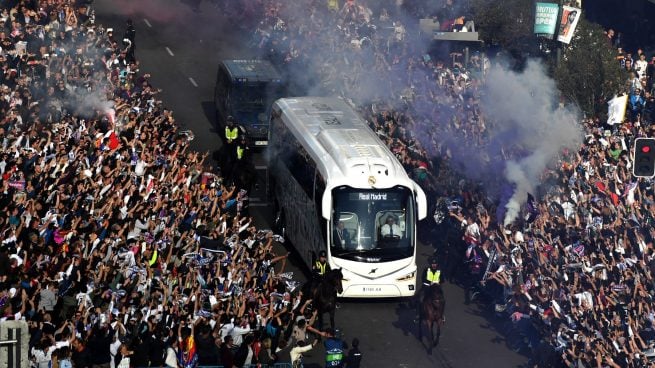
[255,141,268,146]
[362,287,382,292]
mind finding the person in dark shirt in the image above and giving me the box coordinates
[196,325,219,365]
[220,335,235,368]
[123,19,136,62]
[345,338,362,368]
[87,323,114,367]
[71,338,92,368]
[148,331,167,368]
[128,335,149,367]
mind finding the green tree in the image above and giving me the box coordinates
[472,0,536,58]
[552,18,626,116]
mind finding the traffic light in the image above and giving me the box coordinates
[633,138,655,177]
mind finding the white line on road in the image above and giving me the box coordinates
[188,77,198,87]
[255,166,267,170]
[249,203,269,207]
[165,47,174,56]
[143,18,152,28]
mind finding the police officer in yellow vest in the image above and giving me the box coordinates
[327,0,339,12]
[415,257,441,321]
[423,257,441,286]
[225,116,239,162]
[229,135,251,187]
[225,116,239,143]
[312,250,341,309]
[313,250,330,281]
[236,136,247,161]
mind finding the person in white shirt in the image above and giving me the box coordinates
[380,215,401,238]
[290,338,318,366]
[164,339,179,368]
[635,54,648,79]
[229,316,251,346]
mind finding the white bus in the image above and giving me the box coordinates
[268,97,428,298]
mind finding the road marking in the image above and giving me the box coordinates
[165,47,174,56]
[188,77,198,87]
[249,203,269,207]
[143,18,152,28]
[255,166,267,170]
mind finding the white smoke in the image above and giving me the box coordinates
[479,60,583,226]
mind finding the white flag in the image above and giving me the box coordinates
[607,95,628,125]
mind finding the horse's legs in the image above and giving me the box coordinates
[429,319,434,347]
[329,308,336,330]
[318,309,324,331]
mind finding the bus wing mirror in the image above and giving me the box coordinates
[413,182,428,220]
[322,192,332,220]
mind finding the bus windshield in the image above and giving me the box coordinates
[331,186,416,263]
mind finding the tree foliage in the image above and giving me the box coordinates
[471,0,536,57]
[470,0,625,116]
[552,18,626,116]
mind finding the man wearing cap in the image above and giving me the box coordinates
[313,250,331,281]
[415,257,441,321]
[225,116,239,147]
[230,134,257,190]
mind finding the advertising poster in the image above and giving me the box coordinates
[534,2,560,39]
[557,6,582,44]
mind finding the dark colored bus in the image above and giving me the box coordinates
[214,60,284,147]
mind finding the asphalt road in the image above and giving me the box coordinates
[94,1,528,367]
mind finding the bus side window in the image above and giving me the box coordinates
[315,171,326,240]
[288,143,315,198]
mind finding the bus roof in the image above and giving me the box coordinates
[221,60,282,83]
[273,97,413,188]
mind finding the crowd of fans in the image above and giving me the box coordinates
[3,0,655,367]
[0,1,366,368]
[248,0,655,367]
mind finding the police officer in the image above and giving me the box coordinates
[313,250,341,309]
[313,250,330,281]
[228,135,252,187]
[324,328,347,368]
[345,338,362,368]
[225,116,239,157]
[415,257,441,321]
[423,257,442,286]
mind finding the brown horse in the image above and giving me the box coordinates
[418,283,445,351]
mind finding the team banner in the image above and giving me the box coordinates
[607,95,628,125]
[534,2,560,39]
[557,6,582,44]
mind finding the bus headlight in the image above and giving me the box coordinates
[396,271,416,282]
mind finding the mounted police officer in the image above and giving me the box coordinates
[423,257,442,286]
[415,256,442,321]
[313,250,330,282]
[311,250,341,309]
